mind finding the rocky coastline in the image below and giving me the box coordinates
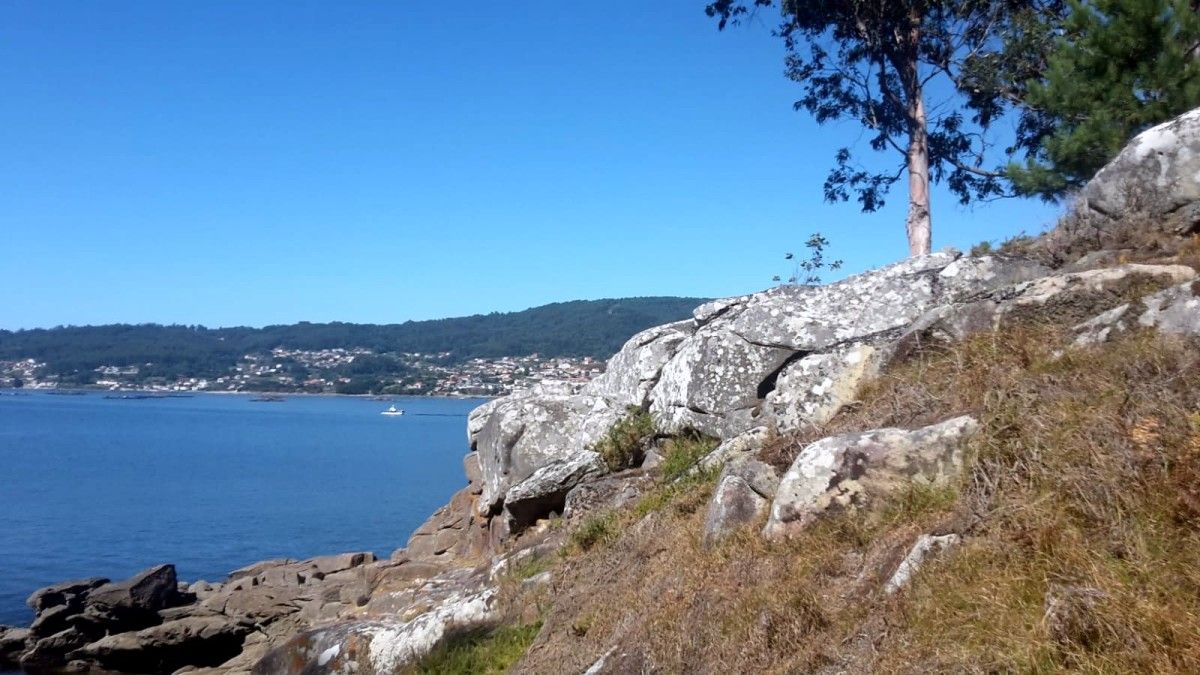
[3,106,1200,674]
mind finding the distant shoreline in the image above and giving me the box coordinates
[0,387,499,400]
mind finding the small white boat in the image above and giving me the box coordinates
[380,405,405,416]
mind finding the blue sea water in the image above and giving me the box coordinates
[0,391,484,627]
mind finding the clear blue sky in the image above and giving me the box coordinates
[0,1,1061,330]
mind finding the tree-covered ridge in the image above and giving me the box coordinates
[0,297,706,379]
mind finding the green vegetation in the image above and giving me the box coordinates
[568,513,620,553]
[504,554,553,582]
[1010,0,1200,199]
[0,297,704,381]
[657,432,720,483]
[405,622,542,675]
[593,407,656,471]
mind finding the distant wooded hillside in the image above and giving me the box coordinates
[0,297,706,379]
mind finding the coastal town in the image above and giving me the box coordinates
[0,348,605,397]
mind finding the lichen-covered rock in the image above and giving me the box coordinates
[472,388,622,518]
[703,475,766,546]
[253,588,499,674]
[502,451,607,527]
[649,331,794,438]
[1074,279,1200,346]
[764,416,979,540]
[563,472,655,522]
[905,263,1197,348]
[583,320,694,408]
[648,253,1046,440]
[1079,107,1200,232]
[697,426,771,472]
[763,342,882,433]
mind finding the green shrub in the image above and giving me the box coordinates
[658,432,720,483]
[407,622,542,675]
[594,406,656,470]
[569,513,619,552]
[505,554,552,582]
[968,240,993,257]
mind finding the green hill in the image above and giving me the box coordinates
[0,297,706,380]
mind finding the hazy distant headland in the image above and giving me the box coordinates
[0,297,705,397]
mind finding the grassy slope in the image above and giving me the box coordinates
[493,321,1200,673]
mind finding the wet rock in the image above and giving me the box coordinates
[764,416,979,540]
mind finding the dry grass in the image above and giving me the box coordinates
[514,326,1200,674]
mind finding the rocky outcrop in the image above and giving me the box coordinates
[1032,107,1200,261]
[1074,279,1200,345]
[76,615,253,673]
[648,253,1045,439]
[562,472,655,522]
[464,253,1046,536]
[7,552,391,673]
[255,563,507,675]
[702,457,779,545]
[903,263,1196,349]
[583,320,695,408]
[1080,108,1200,232]
[469,385,619,521]
[764,416,979,540]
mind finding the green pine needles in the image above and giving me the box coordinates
[1010,0,1200,199]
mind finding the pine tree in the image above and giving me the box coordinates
[1009,0,1200,199]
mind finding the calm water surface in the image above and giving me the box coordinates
[0,391,483,626]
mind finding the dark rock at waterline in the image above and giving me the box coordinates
[75,615,253,673]
[84,564,183,629]
[0,625,30,666]
[25,577,108,613]
[19,626,91,669]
